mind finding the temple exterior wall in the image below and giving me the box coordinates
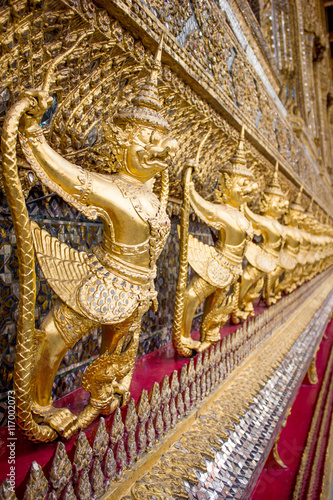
[0,0,332,497]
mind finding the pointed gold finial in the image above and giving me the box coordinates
[147,35,164,87]
[295,185,303,202]
[221,125,253,177]
[304,196,315,221]
[231,125,246,166]
[155,35,164,67]
[274,160,278,177]
[306,197,314,213]
[114,35,169,130]
[290,185,304,212]
[264,161,285,197]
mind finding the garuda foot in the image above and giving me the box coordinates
[32,404,78,439]
[101,396,122,416]
[285,284,296,294]
[180,336,201,351]
[197,340,216,352]
[231,309,249,324]
[243,303,255,316]
[265,296,276,306]
[100,386,130,416]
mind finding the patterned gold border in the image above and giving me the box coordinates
[307,362,333,498]
[293,341,333,499]
[98,0,332,215]
[321,401,333,499]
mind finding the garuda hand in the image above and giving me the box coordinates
[182,161,199,189]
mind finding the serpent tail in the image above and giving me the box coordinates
[159,169,169,211]
[172,167,193,357]
[1,98,57,442]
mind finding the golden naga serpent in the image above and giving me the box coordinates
[1,33,91,442]
[172,129,211,357]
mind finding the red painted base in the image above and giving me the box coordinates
[251,319,333,500]
[0,302,265,493]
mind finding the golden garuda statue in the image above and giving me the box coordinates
[312,211,333,275]
[300,199,322,282]
[319,216,333,273]
[263,186,305,306]
[272,187,305,299]
[231,162,289,323]
[172,126,258,357]
[285,188,311,290]
[1,37,178,442]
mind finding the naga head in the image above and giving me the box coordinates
[216,126,258,207]
[82,339,134,406]
[259,162,289,218]
[104,37,178,182]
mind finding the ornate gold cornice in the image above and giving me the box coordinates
[0,0,331,215]
[92,0,332,214]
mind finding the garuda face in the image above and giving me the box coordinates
[285,207,305,227]
[217,172,258,207]
[125,126,178,181]
[259,192,288,218]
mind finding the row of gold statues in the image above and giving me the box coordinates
[2,39,332,442]
[172,128,333,357]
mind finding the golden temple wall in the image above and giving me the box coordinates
[0,0,332,497]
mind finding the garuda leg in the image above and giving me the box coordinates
[31,301,98,438]
[200,286,233,351]
[276,269,295,295]
[180,274,217,351]
[263,265,284,306]
[31,301,148,439]
[74,304,149,434]
[100,302,149,408]
[232,265,264,323]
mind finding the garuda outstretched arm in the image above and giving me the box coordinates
[243,203,266,235]
[188,183,225,231]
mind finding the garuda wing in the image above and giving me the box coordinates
[245,242,278,273]
[31,221,90,313]
[188,234,235,288]
[31,222,147,324]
